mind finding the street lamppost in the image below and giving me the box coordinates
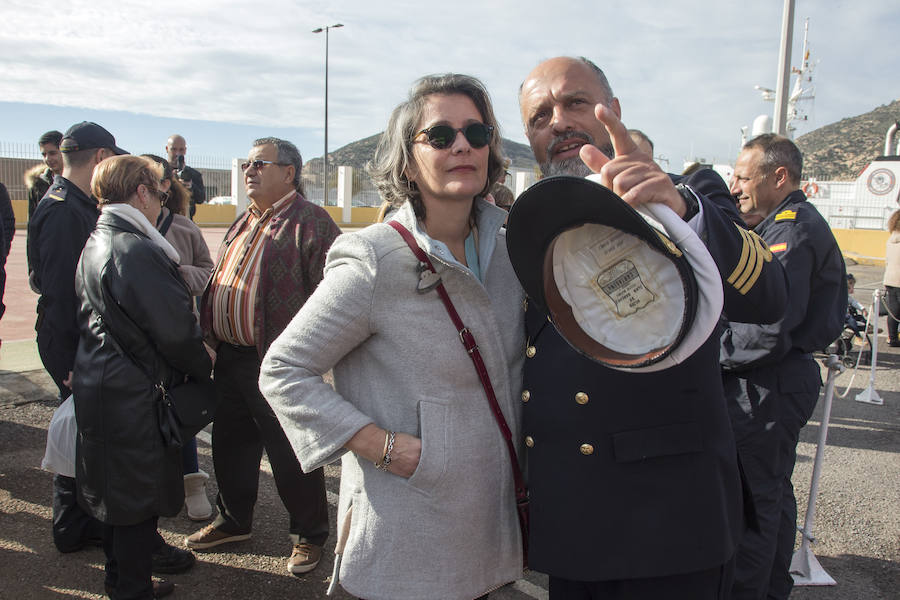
[312,22,343,206]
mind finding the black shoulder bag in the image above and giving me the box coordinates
[80,269,217,447]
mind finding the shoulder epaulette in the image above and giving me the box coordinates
[774,209,797,222]
[48,192,65,202]
[769,242,787,253]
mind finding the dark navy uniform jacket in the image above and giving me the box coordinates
[27,175,100,377]
[720,190,846,440]
[721,190,847,371]
[522,169,789,581]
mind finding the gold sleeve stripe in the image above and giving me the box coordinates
[48,193,64,201]
[737,242,764,295]
[732,230,760,292]
[727,227,757,288]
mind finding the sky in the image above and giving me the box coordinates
[1,0,898,170]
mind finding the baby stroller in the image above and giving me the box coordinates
[830,303,873,368]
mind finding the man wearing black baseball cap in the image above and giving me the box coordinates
[26,121,126,555]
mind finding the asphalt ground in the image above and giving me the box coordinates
[1,228,897,599]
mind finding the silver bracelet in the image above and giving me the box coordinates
[377,431,396,471]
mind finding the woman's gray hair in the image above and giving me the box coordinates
[367,73,505,218]
[253,137,305,195]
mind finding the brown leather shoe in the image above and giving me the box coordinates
[185,523,251,550]
[287,542,322,575]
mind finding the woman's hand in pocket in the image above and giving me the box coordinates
[386,432,421,478]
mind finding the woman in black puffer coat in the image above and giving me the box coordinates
[73,155,212,600]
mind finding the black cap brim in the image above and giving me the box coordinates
[506,175,698,368]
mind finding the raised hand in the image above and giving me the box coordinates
[579,104,687,217]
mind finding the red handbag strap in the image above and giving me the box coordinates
[388,221,527,503]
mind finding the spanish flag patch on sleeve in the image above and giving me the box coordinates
[769,242,788,253]
[774,209,797,222]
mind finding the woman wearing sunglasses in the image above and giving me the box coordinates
[72,155,212,599]
[260,73,525,599]
[143,154,216,523]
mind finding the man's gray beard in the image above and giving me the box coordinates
[539,142,615,177]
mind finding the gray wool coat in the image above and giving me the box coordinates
[260,199,526,600]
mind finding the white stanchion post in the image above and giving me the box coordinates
[232,158,249,215]
[337,166,353,225]
[514,171,531,199]
[855,289,883,405]
[790,353,842,586]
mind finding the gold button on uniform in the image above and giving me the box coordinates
[521,390,531,403]
[525,436,534,448]
[575,392,589,405]
[580,443,594,455]
[526,346,536,358]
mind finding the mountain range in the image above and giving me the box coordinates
[796,99,900,181]
[303,99,900,182]
[305,134,539,175]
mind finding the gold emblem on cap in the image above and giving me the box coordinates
[526,346,536,358]
[654,231,683,257]
[521,390,531,403]
[575,392,589,405]
[525,436,535,448]
[579,443,594,455]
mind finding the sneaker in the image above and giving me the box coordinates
[889,339,900,348]
[185,524,251,550]
[152,543,196,574]
[287,542,322,575]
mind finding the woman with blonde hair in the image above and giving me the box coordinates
[261,74,525,599]
[73,155,212,598]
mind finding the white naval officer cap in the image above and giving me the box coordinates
[506,174,723,372]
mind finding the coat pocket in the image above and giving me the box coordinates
[406,399,449,496]
[612,422,703,463]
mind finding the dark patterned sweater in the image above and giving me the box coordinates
[200,192,342,358]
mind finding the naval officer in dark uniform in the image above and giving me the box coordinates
[723,134,846,600]
[515,56,790,599]
[27,122,127,399]
[27,122,127,554]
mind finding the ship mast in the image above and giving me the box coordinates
[785,18,816,137]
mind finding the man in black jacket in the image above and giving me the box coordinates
[0,182,13,334]
[165,134,205,219]
[28,122,127,398]
[27,121,126,555]
[723,134,846,600]
[26,130,64,220]
[515,56,789,599]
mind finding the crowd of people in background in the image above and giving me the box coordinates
[0,53,892,600]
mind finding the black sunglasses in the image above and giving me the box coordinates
[416,123,493,150]
[241,159,288,172]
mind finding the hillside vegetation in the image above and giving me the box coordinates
[796,99,900,181]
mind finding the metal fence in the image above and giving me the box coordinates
[0,142,234,202]
[806,180,896,230]
[300,162,382,207]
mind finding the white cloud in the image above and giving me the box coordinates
[1,0,897,164]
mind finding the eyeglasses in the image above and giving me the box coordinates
[415,123,493,150]
[241,159,288,172]
[158,189,170,206]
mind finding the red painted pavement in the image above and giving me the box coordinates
[0,227,228,344]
